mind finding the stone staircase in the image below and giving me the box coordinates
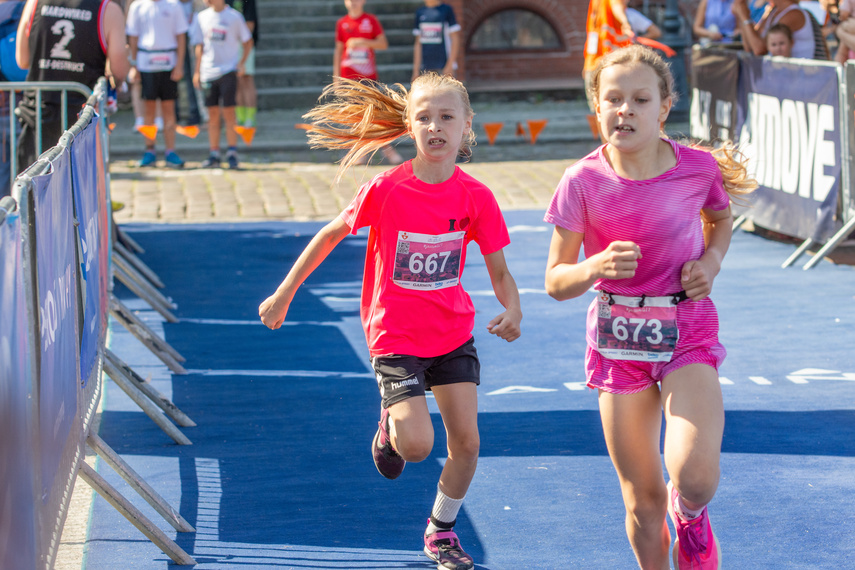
[256,0,423,110]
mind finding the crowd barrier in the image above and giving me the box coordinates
[690,48,855,269]
[0,78,196,569]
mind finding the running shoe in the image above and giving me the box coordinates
[164,151,185,169]
[424,524,474,570]
[667,481,721,569]
[138,151,156,168]
[226,153,239,170]
[201,155,221,169]
[371,407,405,479]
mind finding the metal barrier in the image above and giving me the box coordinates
[3,78,197,568]
[2,80,91,190]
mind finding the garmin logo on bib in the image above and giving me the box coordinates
[393,230,464,290]
[596,295,679,362]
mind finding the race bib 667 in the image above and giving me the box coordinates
[393,230,464,290]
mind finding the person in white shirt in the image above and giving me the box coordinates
[191,0,252,169]
[126,0,189,167]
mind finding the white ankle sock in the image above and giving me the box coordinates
[675,494,705,521]
[426,486,464,535]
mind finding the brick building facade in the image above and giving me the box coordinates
[445,0,590,92]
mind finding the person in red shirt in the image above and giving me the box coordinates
[333,0,402,163]
[259,73,522,570]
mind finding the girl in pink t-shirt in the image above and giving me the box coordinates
[544,45,754,569]
[259,73,521,570]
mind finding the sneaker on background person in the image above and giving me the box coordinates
[667,481,721,569]
[138,150,157,167]
[201,151,221,169]
[164,150,185,168]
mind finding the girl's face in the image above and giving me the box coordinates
[407,86,472,165]
[596,63,671,154]
[767,32,792,57]
[344,0,365,16]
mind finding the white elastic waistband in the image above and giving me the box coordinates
[596,290,687,308]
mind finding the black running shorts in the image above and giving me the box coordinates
[371,337,480,409]
[202,71,238,108]
[140,71,178,101]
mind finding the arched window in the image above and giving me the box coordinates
[469,9,561,51]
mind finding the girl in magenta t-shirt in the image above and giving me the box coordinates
[259,73,521,570]
[544,45,754,569]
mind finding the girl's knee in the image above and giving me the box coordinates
[396,436,433,463]
[624,485,668,525]
[447,432,480,463]
[668,466,720,505]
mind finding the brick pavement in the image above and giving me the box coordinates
[109,152,589,224]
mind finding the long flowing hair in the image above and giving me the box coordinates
[303,73,476,183]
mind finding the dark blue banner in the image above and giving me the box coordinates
[737,56,842,241]
[0,203,38,569]
[71,115,109,383]
[690,48,740,144]
[33,149,81,514]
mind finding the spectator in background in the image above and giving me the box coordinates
[831,0,855,62]
[15,0,128,170]
[693,0,738,45]
[733,0,828,58]
[626,6,662,39]
[412,0,460,80]
[227,0,257,128]
[766,22,794,54]
[126,0,188,168]
[0,0,23,198]
[177,0,201,127]
[334,0,402,164]
[192,0,252,169]
[583,0,633,110]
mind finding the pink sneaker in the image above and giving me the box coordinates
[423,522,474,570]
[667,481,721,569]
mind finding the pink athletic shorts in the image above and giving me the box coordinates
[584,296,726,394]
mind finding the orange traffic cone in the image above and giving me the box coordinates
[483,122,504,145]
[515,121,527,139]
[136,124,158,141]
[176,125,200,139]
[234,125,256,145]
[527,120,548,144]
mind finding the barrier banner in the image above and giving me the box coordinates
[737,56,842,241]
[690,48,740,143]
[71,115,109,383]
[32,149,83,553]
[846,63,855,220]
[0,204,38,569]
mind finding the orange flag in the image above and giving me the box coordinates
[136,124,158,141]
[527,120,548,144]
[483,122,504,145]
[176,125,200,139]
[234,126,256,145]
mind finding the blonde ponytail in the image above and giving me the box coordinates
[303,78,409,183]
[707,141,757,206]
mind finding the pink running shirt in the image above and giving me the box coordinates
[341,161,510,358]
[544,140,729,297]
